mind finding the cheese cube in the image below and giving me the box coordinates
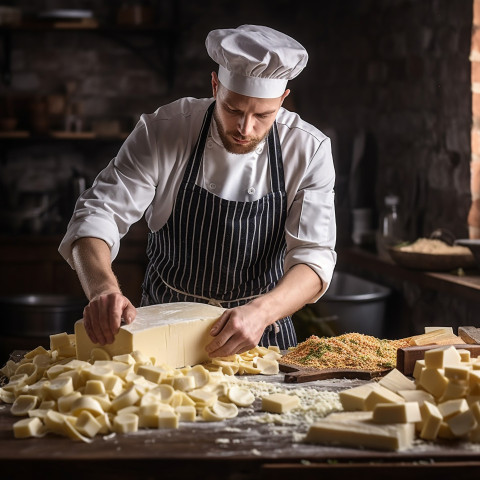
[338,383,380,411]
[50,332,76,357]
[75,302,225,369]
[13,417,44,438]
[372,402,421,424]
[413,360,425,380]
[419,401,442,441]
[469,371,480,392]
[261,393,300,413]
[364,385,405,411]
[417,368,448,398]
[157,410,179,429]
[437,398,469,420]
[437,421,456,439]
[447,409,478,437]
[439,380,469,402]
[457,349,471,363]
[378,368,416,393]
[424,346,461,369]
[471,401,480,423]
[175,405,196,422]
[444,365,470,382]
[75,411,102,438]
[397,389,435,406]
[84,380,106,396]
[137,365,166,384]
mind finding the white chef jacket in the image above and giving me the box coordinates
[59,97,337,300]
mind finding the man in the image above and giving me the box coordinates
[59,25,336,358]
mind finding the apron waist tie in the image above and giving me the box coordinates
[159,277,280,333]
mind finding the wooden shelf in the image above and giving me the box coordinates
[337,246,480,304]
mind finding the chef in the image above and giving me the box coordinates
[59,25,337,358]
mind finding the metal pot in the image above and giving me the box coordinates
[0,294,87,337]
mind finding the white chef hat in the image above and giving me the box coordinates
[205,25,308,99]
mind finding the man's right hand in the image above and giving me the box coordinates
[71,237,137,345]
[83,292,136,345]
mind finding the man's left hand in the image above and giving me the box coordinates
[205,303,269,357]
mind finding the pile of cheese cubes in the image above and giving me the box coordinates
[305,345,480,450]
[0,332,282,442]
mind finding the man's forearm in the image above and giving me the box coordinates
[249,264,323,326]
[71,237,121,301]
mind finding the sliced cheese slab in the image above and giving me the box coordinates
[75,302,225,368]
[305,411,415,451]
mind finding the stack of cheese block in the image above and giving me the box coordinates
[305,344,480,450]
[408,326,464,346]
[0,331,283,442]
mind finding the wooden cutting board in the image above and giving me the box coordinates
[278,362,389,383]
[396,344,480,376]
[458,326,480,344]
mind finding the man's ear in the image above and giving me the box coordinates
[211,71,219,98]
[280,89,291,104]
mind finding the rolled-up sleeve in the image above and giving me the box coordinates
[58,121,158,268]
[284,137,337,301]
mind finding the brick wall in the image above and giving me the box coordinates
[470,0,480,237]
[0,0,474,243]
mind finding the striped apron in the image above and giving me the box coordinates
[141,102,296,349]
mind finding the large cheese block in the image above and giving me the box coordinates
[75,302,225,368]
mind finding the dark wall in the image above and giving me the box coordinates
[0,0,473,242]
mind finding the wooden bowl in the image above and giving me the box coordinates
[388,245,476,271]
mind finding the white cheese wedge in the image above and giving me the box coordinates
[305,411,415,451]
[75,302,225,368]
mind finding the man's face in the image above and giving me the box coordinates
[212,74,289,155]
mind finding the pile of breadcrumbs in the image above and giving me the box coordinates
[281,333,411,372]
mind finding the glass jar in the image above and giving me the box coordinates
[376,195,404,259]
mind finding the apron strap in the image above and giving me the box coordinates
[268,122,285,193]
[184,101,215,186]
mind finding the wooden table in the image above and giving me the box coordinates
[2,374,480,480]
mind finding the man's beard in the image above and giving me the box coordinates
[213,109,269,155]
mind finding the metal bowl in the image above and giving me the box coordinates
[0,294,87,337]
